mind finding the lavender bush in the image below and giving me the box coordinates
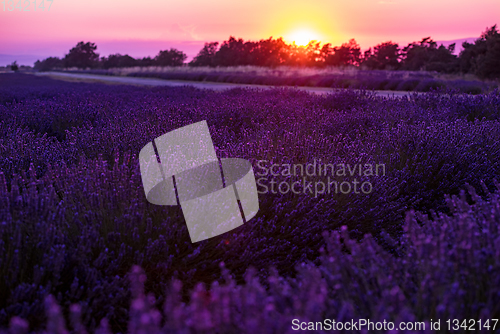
[3,184,500,333]
[1,73,499,332]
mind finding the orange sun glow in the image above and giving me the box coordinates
[285,28,321,46]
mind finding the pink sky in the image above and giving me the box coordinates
[1,0,498,65]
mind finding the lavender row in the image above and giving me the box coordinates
[3,183,500,333]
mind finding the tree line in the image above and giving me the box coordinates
[34,25,500,79]
[34,42,187,71]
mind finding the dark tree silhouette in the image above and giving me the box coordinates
[325,39,361,67]
[189,42,219,67]
[362,41,400,69]
[318,43,333,65]
[10,61,19,71]
[155,48,187,66]
[192,37,290,67]
[249,37,289,67]
[64,42,99,69]
[285,41,319,67]
[102,54,137,69]
[400,37,458,72]
[266,37,289,66]
[460,25,500,79]
[212,37,250,66]
[137,57,155,67]
[31,27,499,76]
[34,57,64,71]
[305,41,322,66]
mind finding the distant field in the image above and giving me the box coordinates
[58,66,500,94]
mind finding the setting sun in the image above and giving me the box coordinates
[286,28,321,46]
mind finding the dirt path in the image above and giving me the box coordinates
[35,71,414,97]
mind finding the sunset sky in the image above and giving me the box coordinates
[1,0,498,65]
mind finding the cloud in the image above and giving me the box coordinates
[181,25,201,40]
[161,24,201,40]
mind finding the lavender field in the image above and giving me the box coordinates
[1,73,500,333]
